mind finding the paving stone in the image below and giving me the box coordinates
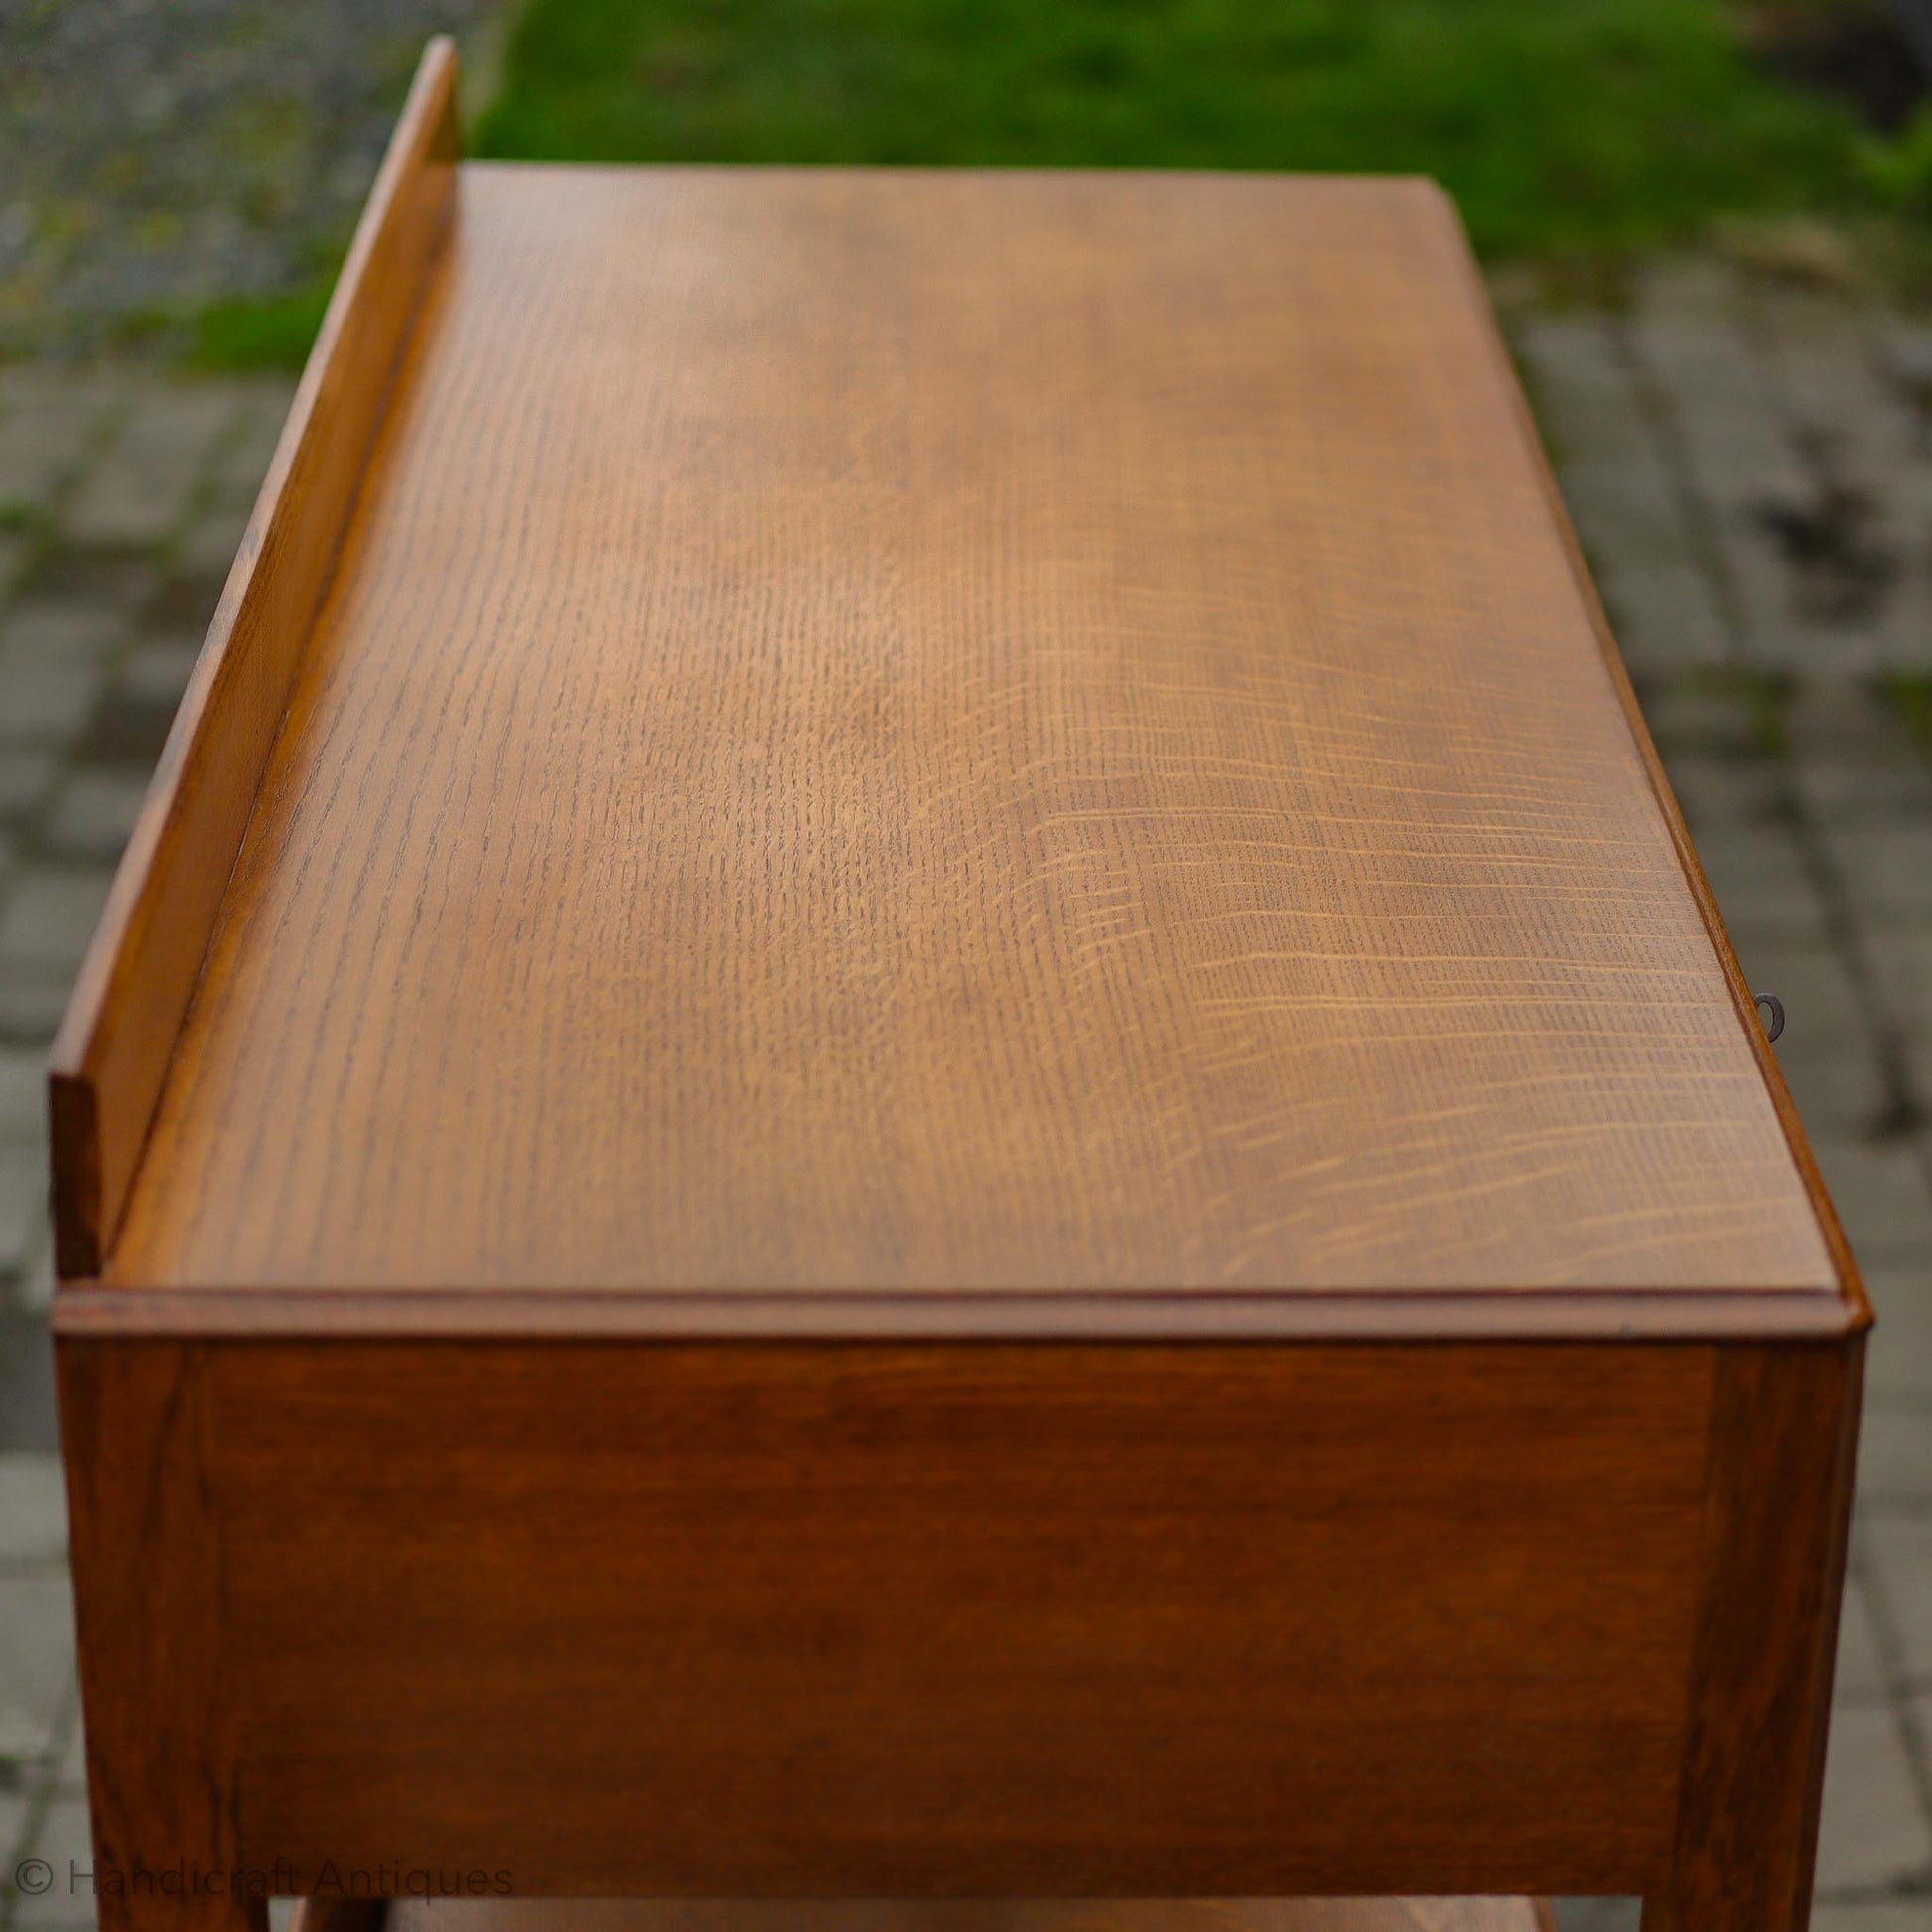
[64,386,237,551]
[181,391,288,573]
[1549,453,1698,586]
[1752,285,1932,676]
[1547,1904,1637,1932]
[1898,1040,1932,1123]
[0,384,111,513]
[1635,254,1745,330]
[1879,310,1932,387]
[1863,1260,1932,1402]
[0,369,125,423]
[1870,932,1932,1048]
[1859,1408,1932,1514]
[1810,1138,1932,1256]
[0,962,76,1050]
[0,602,118,746]
[42,771,148,863]
[53,1698,82,1794]
[0,3,504,359]
[15,1789,97,1930]
[1732,938,1871,1052]
[1908,1689,1932,1815]
[0,962,76,1049]
[1627,259,1815,672]
[1775,1050,1895,1146]
[0,1574,73,1771]
[175,493,251,585]
[1790,684,1932,824]
[1814,1699,1932,1894]
[1790,678,1922,757]
[1824,823,1932,927]
[0,1786,36,1907]
[1692,822,1831,944]
[1632,670,1765,759]
[1593,556,1730,675]
[18,548,159,620]
[1742,949,1895,1140]
[13,1225,54,1318]
[0,749,58,826]
[1662,753,1783,830]
[0,1310,57,1455]
[0,1143,45,1281]
[0,870,113,976]
[1836,1564,1891,1705]
[1514,314,1728,671]
[6,568,131,636]
[1515,314,1652,464]
[146,564,231,636]
[0,1454,65,1568]
[1769,1058,1885,1159]
[88,635,202,762]
[1864,1517,1932,1685]
[0,1046,44,1141]
[0,532,32,597]
[1799,756,1932,824]
[218,385,295,497]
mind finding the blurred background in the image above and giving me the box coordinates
[2,3,1931,1929]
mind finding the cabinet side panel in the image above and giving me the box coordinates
[208,1341,1711,1895]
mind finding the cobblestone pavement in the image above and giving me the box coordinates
[0,0,505,357]
[0,254,1930,1927]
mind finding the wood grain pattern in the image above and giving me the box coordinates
[90,165,1847,1327]
[195,1340,1707,1896]
[290,1908,387,1932]
[1647,1340,1865,1932]
[58,1342,264,1932]
[46,37,460,1279]
[1449,233,1868,1340]
[375,1899,1548,1932]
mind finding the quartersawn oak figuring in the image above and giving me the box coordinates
[59,157,1850,1335]
[49,39,1866,1932]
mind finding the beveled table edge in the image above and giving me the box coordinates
[49,1280,1864,1342]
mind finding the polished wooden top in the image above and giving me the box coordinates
[99,165,1848,1331]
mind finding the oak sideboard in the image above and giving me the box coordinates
[50,40,1865,1932]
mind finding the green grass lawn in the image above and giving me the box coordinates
[190,1,1914,369]
[471,0,1873,260]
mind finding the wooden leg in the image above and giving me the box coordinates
[1650,1339,1863,1932]
[289,1906,389,1932]
[58,1340,262,1932]
[93,1893,266,1932]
